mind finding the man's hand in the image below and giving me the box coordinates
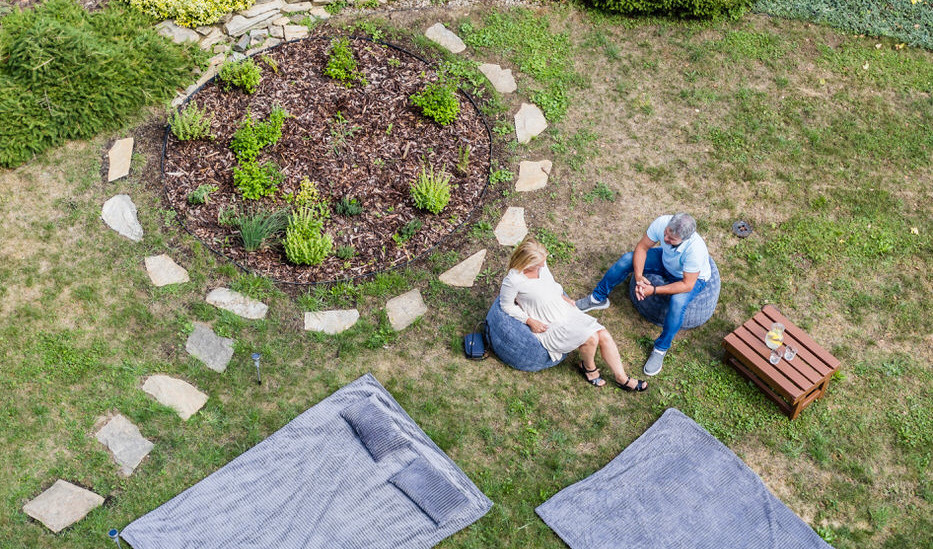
[526,318,548,333]
[635,280,654,301]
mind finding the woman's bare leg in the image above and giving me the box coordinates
[596,329,644,388]
[578,333,605,386]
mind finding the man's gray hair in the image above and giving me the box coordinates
[667,213,696,240]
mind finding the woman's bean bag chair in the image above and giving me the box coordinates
[628,257,720,329]
[485,297,565,372]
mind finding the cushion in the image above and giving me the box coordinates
[390,457,469,525]
[340,397,410,461]
[485,296,564,372]
[628,256,720,329]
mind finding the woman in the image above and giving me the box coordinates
[499,236,647,391]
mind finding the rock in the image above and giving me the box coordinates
[95,414,154,476]
[224,11,281,37]
[199,28,225,50]
[101,194,143,242]
[270,25,285,38]
[283,25,309,41]
[241,0,283,18]
[478,63,517,93]
[495,207,527,246]
[195,25,215,35]
[22,480,105,533]
[264,38,283,49]
[515,160,552,192]
[144,254,189,286]
[514,103,548,144]
[185,322,234,373]
[439,249,487,288]
[213,44,230,54]
[425,23,466,54]
[386,289,427,331]
[303,309,360,334]
[230,52,247,62]
[307,6,330,18]
[107,137,133,182]
[250,29,268,46]
[234,34,250,52]
[272,16,290,25]
[281,1,314,12]
[207,53,226,68]
[142,375,208,420]
[156,21,200,44]
[205,287,268,319]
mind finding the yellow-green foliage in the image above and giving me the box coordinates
[410,164,452,214]
[288,177,331,219]
[284,207,333,265]
[128,0,255,28]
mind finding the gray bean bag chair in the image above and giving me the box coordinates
[628,257,720,329]
[485,297,565,372]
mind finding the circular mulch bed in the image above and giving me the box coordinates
[163,36,491,284]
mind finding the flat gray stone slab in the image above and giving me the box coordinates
[386,289,427,331]
[242,0,283,17]
[224,10,281,37]
[22,480,104,533]
[516,160,552,192]
[107,137,133,182]
[206,287,268,319]
[495,207,528,246]
[425,23,466,54]
[101,194,143,242]
[185,322,234,373]
[439,249,487,287]
[281,1,314,12]
[478,63,517,93]
[199,28,226,50]
[156,21,200,44]
[142,375,208,420]
[145,254,189,286]
[303,309,360,334]
[283,24,309,41]
[95,414,154,476]
[514,103,548,144]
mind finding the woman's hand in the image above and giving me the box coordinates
[526,318,548,333]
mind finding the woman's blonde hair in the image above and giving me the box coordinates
[508,236,548,272]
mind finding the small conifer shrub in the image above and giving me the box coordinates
[170,103,214,141]
[219,58,262,94]
[284,207,333,265]
[324,37,368,87]
[410,164,452,214]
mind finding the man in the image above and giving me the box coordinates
[576,213,711,376]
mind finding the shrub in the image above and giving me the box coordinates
[187,184,218,205]
[324,37,367,87]
[170,103,214,141]
[237,209,287,251]
[284,207,333,265]
[233,160,284,200]
[128,0,254,28]
[584,0,751,19]
[410,80,460,126]
[335,196,363,216]
[336,245,356,260]
[219,58,262,94]
[393,218,423,245]
[410,165,451,214]
[288,177,330,220]
[230,106,289,162]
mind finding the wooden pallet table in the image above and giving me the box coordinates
[722,305,841,420]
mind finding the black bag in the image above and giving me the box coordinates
[463,321,488,360]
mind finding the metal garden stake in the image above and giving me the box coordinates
[108,528,123,548]
[251,352,262,385]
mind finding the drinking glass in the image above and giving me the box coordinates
[783,345,797,361]
[769,348,781,365]
[765,323,785,350]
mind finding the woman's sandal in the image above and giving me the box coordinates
[577,362,606,387]
[613,376,648,392]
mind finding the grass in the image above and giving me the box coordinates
[1,5,932,549]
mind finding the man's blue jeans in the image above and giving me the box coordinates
[593,248,707,352]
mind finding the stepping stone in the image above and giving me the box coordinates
[22,480,104,533]
[425,23,466,54]
[494,207,528,246]
[206,287,268,320]
[514,103,548,144]
[304,309,360,334]
[515,160,552,192]
[478,63,517,93]
[145,254,189,286]
[107,137,133,182]
[101,194,143,242]
[95,414,154,476]
[386,289,427,331]
[142,375,208,420]
[439,249,487,288]
[224,10,281,37]
[155,21,200,44]
[185,322,234,373]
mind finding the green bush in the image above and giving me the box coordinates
[585,0,752,19]
[233,160,284,200]
[324,37,368,87]
[410,81,460,125]
[237,209,287,251]
[219,58,262,94]
[128,0,254,28]
[284,208,333,265]
[230,106,289,162]
[187,184,218,205]
[170,103,214,141]
[393,218,423,245]
[336,245,356,260]
[0,0,197,168]
[334,196,363,216]
[410,165,451,214]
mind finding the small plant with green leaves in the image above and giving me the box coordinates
[169,103,214,141]
[336,244,356,260]
[324,0,349,15]
[237,209,287,251]
[328,111,361,156]
[535,228,575,263]
[583,182,615,203]
[324,37,367,87]
[284,207,333,265]
[287,177,330,220]
[217,204,239,226]
[456,144,471,174]
[469,220,493,240]
[218,58,262,94]
[230,106,290,162]
[260,53,278,74]
[393,218,423,246]
[489,167,514,186]
[410,164,452,214]
[187,184,218,205]
[410,78,460,126]
[335,196,363,216]
[233,160,284,200]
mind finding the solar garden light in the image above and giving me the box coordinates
[108,528,123,548]
[251,352,262,385]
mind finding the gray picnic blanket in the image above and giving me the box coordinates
[536,408,832,549]
[121,373,492,549]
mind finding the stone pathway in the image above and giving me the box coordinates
[386,289,427,331]
[478,63,516,94]
[304,309,360,334]
[142,375,208,420]
[514,103,548,144]
[495,207,528,246]
[107,138,133,182]
[145,254,190,286]
[101,194,143,242]
[439,249,486,287]
[22,480,104,533]
[515,160,552,192]
[425,22,466,54]
[206,287,269,319]
[95,414,154,476]
[186,322,235,373]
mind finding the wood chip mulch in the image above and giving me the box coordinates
[163,36,491,284]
